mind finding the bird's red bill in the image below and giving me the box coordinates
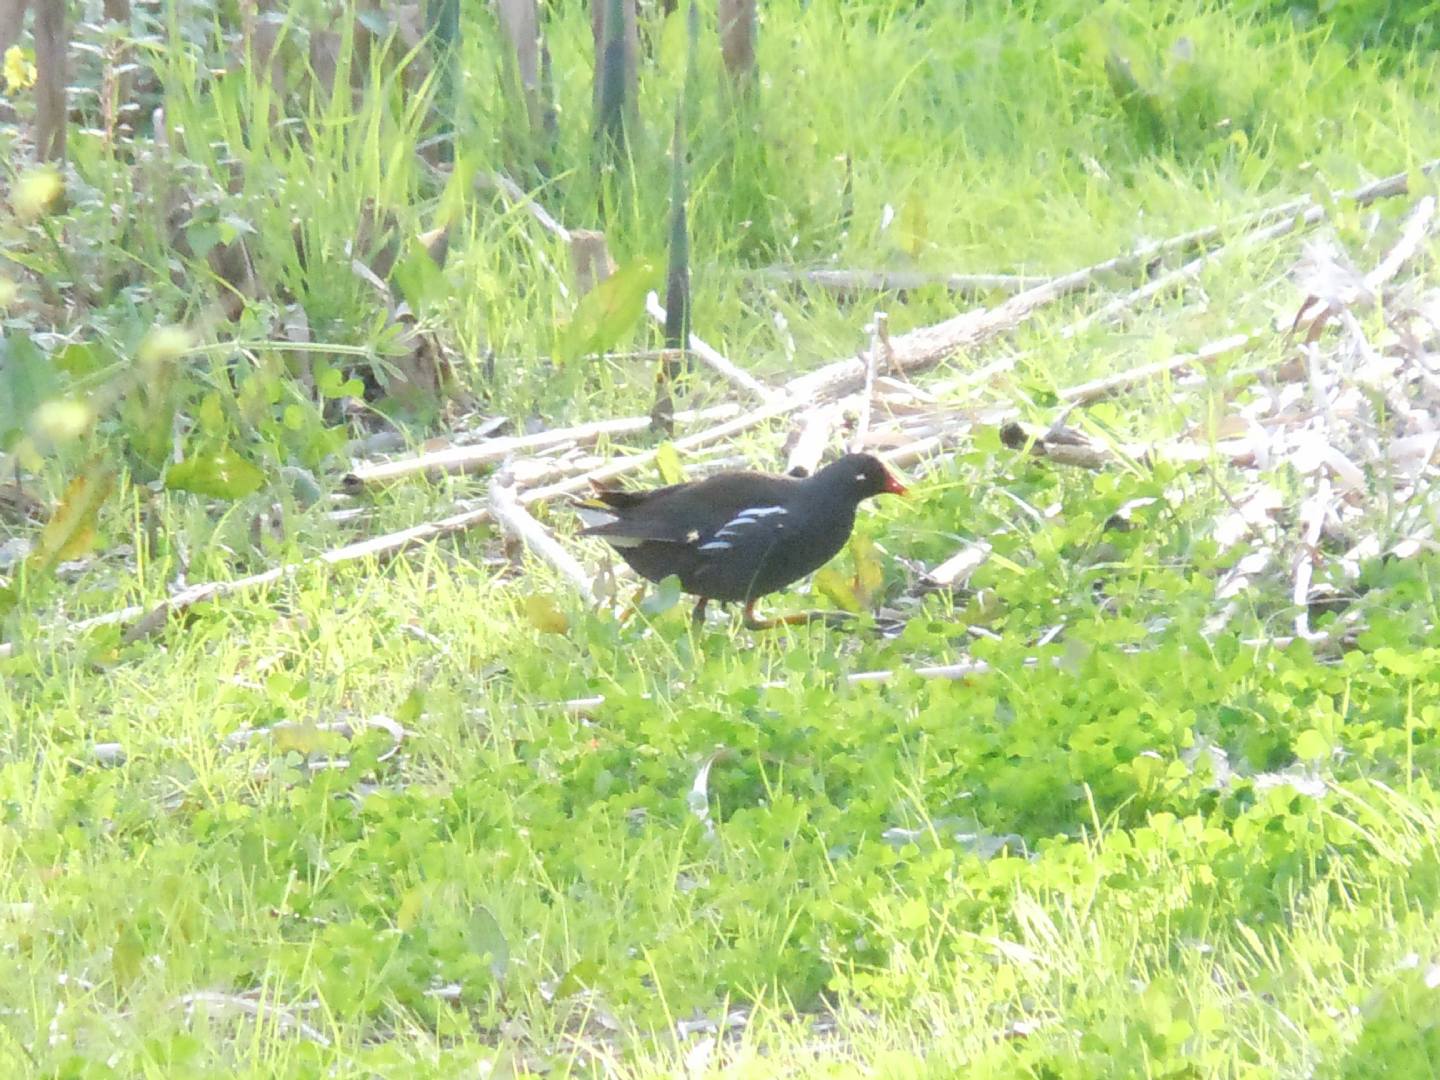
[883,470,908,496]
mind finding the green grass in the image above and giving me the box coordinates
[4,0,1440,1075]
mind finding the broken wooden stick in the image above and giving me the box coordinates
[1058,332,1259,405]
[644,292,778,403]
[490,472,595,603]
[850,314,884,453]
[753,267,1047,296]
[784,402,843,475]
[342,402,740,491]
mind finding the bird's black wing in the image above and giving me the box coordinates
[579,472,798,546]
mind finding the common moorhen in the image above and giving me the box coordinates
[578,453,907,628]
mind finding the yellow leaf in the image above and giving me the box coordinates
[813,567,861,614]
[396,887,426,931]
[655,441,684,486]
[31,399,93,444]
[0,276,17,310]
[11,166,63,221]
[270,722,331,756]
[850,533,885,605]
[29,465,112,574]
[524,594,570,634]
[3,46,37,93]
[138,325,194,370]
[899,192,928,259]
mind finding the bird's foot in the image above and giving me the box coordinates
[742,602,856,631]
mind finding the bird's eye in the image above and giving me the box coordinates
[855,472,867,482]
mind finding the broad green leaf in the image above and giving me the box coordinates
[553,958,602,999]
[655,441,684,485]
[185,223,220,260]
[0,331,59,449]
[111,921,145,988]
[165,448,266,500]
[467,904,509,980]
[270,722,337,756]
[638,573,683,616]
[556,259,660,363]
[391,237,449,312]
[53,341,105,377]
[1294,729,1329,761]
[197,392,226,435]
[30,465,113,574]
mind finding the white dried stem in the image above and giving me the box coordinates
[1059,332,1257,405]
[343,403,740,489]
[850,315,884,453]
[644,292,778,402]
[925,541,993,588]
[785,402,841,475]
[1364,195,1437,293]
[174,991,330,1046]
[755,267,1048,295]
[1292,476,1333,641]
[490,473,595,604]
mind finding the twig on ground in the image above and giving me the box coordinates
[784,402,842,475]
[342,403,740,490]
[753,267,1048,296]
[850,315,884,453]
[1058,332,1259,405]
[923,541,993,589]
[174,991,331,1046]
[490,472,596,603]
[644,292,778,403]
[486,172,571,242]
[1292,476,1333,641]
[1364,195,1437,293]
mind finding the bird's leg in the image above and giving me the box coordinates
[692,597,709,625]
[743,600,856,631]
[617,584,650,623]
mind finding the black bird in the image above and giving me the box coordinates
[578,452,907,627]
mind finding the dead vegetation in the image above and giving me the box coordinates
[6,161,1437,668]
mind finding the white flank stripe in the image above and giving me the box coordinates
[734,505,786,520]
[575,506,618,529]
[698,541,732,552]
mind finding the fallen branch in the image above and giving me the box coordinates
[644,292,778,403]
[0,503,500,660]
[490,472,596,603]
[486,171,571,242]
[1366,194,1438,292]
[784,402,843,475]
[753,267,1048,296]
[924,541,993,589]
[1058,332,1259,405]
[1062,204,1331,339]
[850,314,884,453]
[13,170,1434,657]
[519,393,804,505]
[342,403,740,491]
[175,991,330,1046]
[999,420,1256,471]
